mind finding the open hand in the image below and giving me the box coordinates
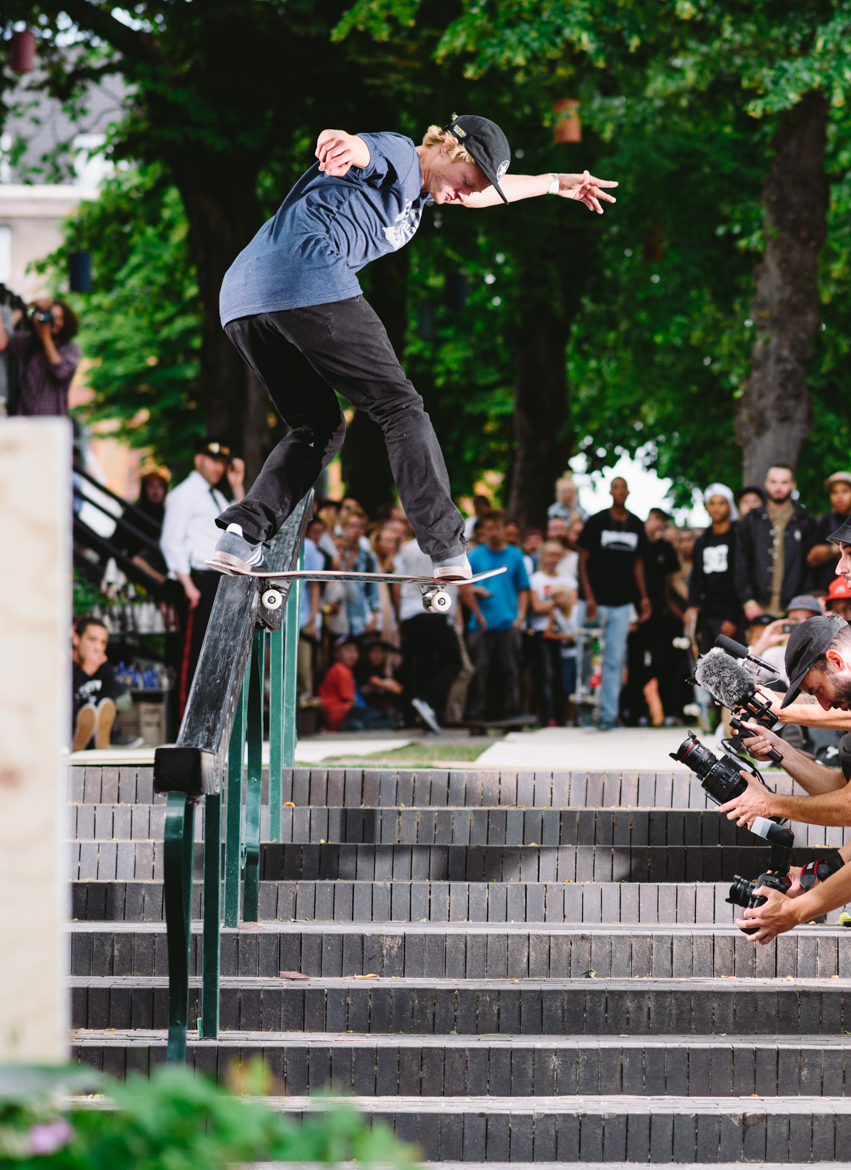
[227,457,245,492]
[557,170,618,214]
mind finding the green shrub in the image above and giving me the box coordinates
[0,1064,414,1168]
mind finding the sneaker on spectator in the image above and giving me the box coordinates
[72,705,97,753]
[96,698,117,750]
[411,697,444,736]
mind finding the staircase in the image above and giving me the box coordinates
[69,762,851,1166]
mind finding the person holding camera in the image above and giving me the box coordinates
[0,297,81,416]
[719,614,851,829]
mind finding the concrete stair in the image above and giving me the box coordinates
[67,763,851,1163]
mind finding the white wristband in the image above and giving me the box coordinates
[547,172,560,195]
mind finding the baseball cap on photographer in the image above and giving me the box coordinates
[828,516,851,545]
[781,615,845,708]
[443,115,511,204]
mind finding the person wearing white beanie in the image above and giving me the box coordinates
[685,484,743,655]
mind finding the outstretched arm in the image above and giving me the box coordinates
[464,170,617,212]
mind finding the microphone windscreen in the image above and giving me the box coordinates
[694,648,756,709]
[715,634,750,659]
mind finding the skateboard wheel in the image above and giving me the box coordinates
[262,589,283,611]
[428,590,452,613]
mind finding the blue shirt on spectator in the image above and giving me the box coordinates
[220,132,429,324]
[467,544,530,631]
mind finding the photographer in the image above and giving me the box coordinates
[0,297,81,417]
[719,614,851,829]
[736,838,851,942]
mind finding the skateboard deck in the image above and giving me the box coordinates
[205,563,507,587]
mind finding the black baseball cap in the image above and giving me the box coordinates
[443,115,511,204]
[828,517,851,545]
[195,437,232,459]
[781,615,843,707]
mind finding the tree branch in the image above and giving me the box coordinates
[52,0,164,67]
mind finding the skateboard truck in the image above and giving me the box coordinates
[419,584,452,614]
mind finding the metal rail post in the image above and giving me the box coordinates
[282,552,302,768]
[163,792,195,1063]
[242,628,265,922]
[199,789,221,1038]
[224,669,249,928]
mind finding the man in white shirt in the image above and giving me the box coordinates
[160,438,245,711]
[394,539,461,735]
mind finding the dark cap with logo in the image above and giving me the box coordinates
[782,614,844,707]
[443,115,511,204]
[195,437,232,459]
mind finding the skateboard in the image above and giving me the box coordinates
[206,562,507,614]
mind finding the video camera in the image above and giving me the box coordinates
[670,731,794,934]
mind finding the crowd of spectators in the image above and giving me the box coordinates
[73,428,851,742]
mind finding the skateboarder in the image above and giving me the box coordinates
[211,115,617,581]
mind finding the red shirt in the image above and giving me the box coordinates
[319,662,356,730]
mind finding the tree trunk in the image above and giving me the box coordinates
[508,303,572,529]
[735,91,829,483]
[176,168,274,485]
[339,247,409,516]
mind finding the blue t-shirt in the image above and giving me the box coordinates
[220,132,429,324]
[467,544,531,632]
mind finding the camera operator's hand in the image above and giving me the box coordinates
[736,885,807,943]
[719,769,777,828]
[740,721,786,763]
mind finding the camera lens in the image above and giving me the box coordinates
[726,875,755,908]
[671,732,716,774]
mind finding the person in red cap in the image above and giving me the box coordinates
[826,575,851,621]
[210,116,617,590]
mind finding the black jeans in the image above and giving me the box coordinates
[219,296,466,560]
[400,613,461,719]
[533,632,563,722]
[466,627,521,720]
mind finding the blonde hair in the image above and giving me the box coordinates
[421,121,476,165]
[551,585,573,616]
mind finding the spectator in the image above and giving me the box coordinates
[628,507,678,727]
[735,484,766,519]
[749,595,824,682]
[548,473,586,522]
[0,284,25,414]
[807,472,851,594]
[686,483,742,655]
[546,515,579,581]
[529,540,578,725]
[0,297,81,417]
[664,527,698,724]
[160,437,245,713]
[545,584,578,723]
[338,512,380,636]
[354,639,404,720]
[826,576,851,621]
[371,524,402,645]
[394,537,461,735]
[521,528,544,575]
[316,499,342,558]
[461,509,531,722]
[125,469,170,576]
[505,519,521,548]
[734,465,815,621]
[298,518,325,698]
[578,477,650,731]
[319,637,395,731]
[464,494,491,540]
[72,616,137,752]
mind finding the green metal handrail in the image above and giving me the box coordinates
[155,493,310,1060]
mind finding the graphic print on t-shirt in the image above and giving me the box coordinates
[703,544,728,574]
[383,200,424,250]
[601,529,639,551]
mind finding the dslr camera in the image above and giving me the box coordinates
[32,307,54,325]
[671,731,793,934]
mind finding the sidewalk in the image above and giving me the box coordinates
[476,724,697,772]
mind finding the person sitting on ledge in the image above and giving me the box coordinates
[72,616,133,752]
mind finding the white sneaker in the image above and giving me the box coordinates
[432,559,472,582]
[411,697,444,736]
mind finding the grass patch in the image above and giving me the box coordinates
[298,740,491,768]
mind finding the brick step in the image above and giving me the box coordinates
[69,803,851,850]
[273,1164,846,1170]
[70,1028,851,1097]
[63,1081,851,1162]
[72,878,755,924]
[69,920,851,980]
[69,976,851,1037]
[71,839,835,886]
[70,765,801,810]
